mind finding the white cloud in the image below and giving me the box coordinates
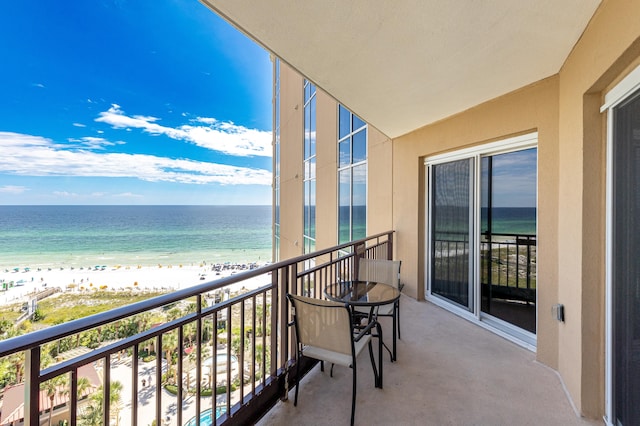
[114,192,143,198]
[96,105,271,157]
[67,136,123,150]
[72,123,86,128]
[0,132,271,186]
[53,191,79,197]
[0,185,28,194]
[32,83,45,88]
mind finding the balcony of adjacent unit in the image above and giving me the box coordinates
[0,231,595,426]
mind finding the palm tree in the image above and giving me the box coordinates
[8,351,24,385]
[162,331,178,384]
[79,403,102,426]
[76,376,92,399]
[61,376,93,410]
[82,380,123,426]
[41,375,68,426]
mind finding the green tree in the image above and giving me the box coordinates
[81,381,123,426]
[162,331,178,384]
[41,375,68,426]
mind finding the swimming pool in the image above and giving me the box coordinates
[184,406,227,426]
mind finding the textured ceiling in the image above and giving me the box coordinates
[202,0,601,138]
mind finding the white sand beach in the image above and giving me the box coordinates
[0,261,270,306]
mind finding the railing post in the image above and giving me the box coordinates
[156,334,164,425]
[195,295,202,423]
[24,347,40,426]
[387,232,393,260]
[354,243,365,280]
[103,355,111,426]
[278,265,289,399]
[70,368,78,426]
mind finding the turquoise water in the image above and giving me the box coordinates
[184,406,226,426]
[0,205,272,268]
[481,207,536,235]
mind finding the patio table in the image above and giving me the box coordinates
[324,280,400,363]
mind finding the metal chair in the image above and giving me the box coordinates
[357,258,402,361]
[287,293,382,426]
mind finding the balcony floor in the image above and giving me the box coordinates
[257,297,601,426]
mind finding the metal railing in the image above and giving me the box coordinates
[481,233,536,303]
[0,231,393,426]
[431,232,536,305]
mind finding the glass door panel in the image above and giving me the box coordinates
[430,159,473,310]
[612,88,640,425]
[480,149,537,334]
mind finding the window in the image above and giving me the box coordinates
[338,105,367,244]
[303,80,316,253]
[273,59,280,260]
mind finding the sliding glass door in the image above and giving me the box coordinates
[426,135,537,344]
[480,149,537,334]
[430,159,474,310]
[610,87,640,426]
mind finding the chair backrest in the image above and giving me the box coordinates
[288,294,353,356]
[358,258,401,289]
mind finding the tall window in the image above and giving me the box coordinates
[303,80,316,253]
[338,105,367,244]
[273,59,281,261]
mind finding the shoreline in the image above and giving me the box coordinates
[0,260,270,306]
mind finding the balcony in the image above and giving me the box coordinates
[0,231,596,425]
[259,296,598,425]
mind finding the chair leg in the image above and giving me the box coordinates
[351,359,357,426]
[392,304,398,362]
[368,323,384,388]
[367,339,379,388]
[376,322,384,388]
[397,300,401,340]
[294,351,301,406]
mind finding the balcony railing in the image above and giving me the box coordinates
[431,232,536,304]
[0,231,393,426]
[480,232,536,304]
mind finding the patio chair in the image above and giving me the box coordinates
[357,258,402,361]
[287,293,382,426]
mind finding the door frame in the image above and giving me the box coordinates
[424,132,538,350]
[602,63,640,426]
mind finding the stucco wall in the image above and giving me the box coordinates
[277,1,640,418]
[314,90,338,249]
[391,0,640,419]
[556,0,640,417]
[367,127,394,236]
[393,77,560,369]
[278,63,304,260]
[278,64,392,254]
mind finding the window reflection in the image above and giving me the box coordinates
[338,106,367,244]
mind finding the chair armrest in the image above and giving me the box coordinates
[353,319,377,342]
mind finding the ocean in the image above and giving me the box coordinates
[0,205,272,269]
[481,207,536,235]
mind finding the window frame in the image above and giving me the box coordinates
[337,105,367,245]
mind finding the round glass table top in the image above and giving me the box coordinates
[324,280,400,306]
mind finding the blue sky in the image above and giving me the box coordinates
[0,0,273,205]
